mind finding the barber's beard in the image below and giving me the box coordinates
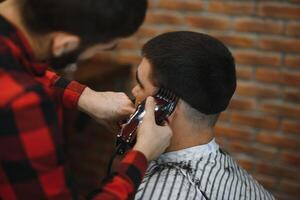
[48,49,82,70]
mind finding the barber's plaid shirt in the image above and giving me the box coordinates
[0,15,147,200]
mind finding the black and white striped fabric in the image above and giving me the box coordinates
[134,140,274,200]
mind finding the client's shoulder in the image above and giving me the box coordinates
[135,161,198,200]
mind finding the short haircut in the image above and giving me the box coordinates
[181,100,220,128]
[142,31,236,117]
[20,0,147,44]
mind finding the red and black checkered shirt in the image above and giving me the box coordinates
[0,15,147,200]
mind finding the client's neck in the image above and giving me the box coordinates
[165,119,215,152]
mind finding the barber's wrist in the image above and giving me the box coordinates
[78,87,94,113]
[133,144,151,162]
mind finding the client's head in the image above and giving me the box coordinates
[132,31,236,136]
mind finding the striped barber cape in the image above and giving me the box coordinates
[134,139,274,200]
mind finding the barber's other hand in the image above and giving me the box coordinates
[133,97,173,161]
[78,87,135,132]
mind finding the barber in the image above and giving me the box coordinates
[0,0,172,199]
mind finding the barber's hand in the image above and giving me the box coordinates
[78,87,135,132]
[133,97,173,161]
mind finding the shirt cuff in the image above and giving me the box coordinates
[116,150,148,191]
[48,72,86,109]
[62,80,86,109]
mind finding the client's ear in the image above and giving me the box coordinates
[51,32,80,57]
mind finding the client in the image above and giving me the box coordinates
[131,31,275,200]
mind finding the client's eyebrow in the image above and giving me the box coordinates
[136,70,144,89]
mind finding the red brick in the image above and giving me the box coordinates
[235,18,284,34]
[186,15,230,30]
[279,180,300,197]
[236,81,279,99]
[214,123,253,141]
[255,68,280,83]
[228,97,256,111]
[277,71,300,86]
[256,68,300,86]
[160,0,203,11]
[283,88,300,103]
[212,34,256,48]
[215,137,226,147]
[218,112,230,122]
[235,159,254,171]
[208,1,255,15]
[256,132,300,150]
[280,151,300,166]
[285,55,300,69]
[228,141,277,160]
[236,66,253,80]
[259,38,300,53]
[260,102,300,118]
[231,113,279,130]
[135,26,160,38]
[148,0,157,8]
[273,193,296,200]
[145,12,182,25]
[234,51,281,66]
[252,173,277,190]
[256,163,300,181]
[228,141,253,155]
[286,22,300,37]
[282,120,300,135]
[258,3,300,20]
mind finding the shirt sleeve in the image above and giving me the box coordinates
[0,87,74,199]
[90,150,148,200]
[45,70,86,109]
[0,77,149,200]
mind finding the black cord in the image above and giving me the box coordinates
[106,144,122,176]
[87,144,124,200]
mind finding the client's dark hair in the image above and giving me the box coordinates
[20,0,147,44]
[142,31,236,120]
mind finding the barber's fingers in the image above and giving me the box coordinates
[118,107,135,119]
[120,94,136,115]
[143,97,156,123]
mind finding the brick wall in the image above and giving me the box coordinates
[92,1,300,199]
